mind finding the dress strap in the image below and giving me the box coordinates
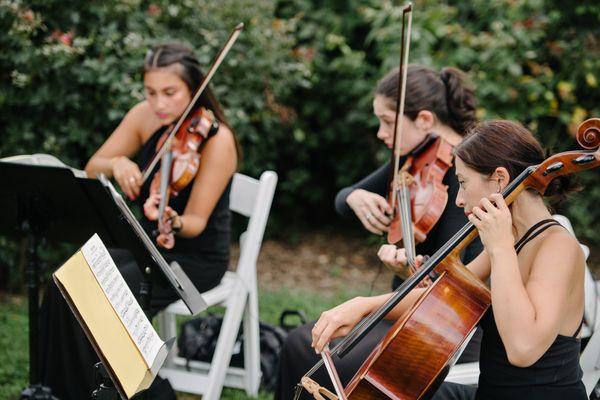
[572,317,585,338]
[515,219,562,254]
[514,219,584,338]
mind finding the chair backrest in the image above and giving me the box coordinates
[553,214,597,334]
[229,171,278,280]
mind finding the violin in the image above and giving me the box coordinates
[299,117,600,399]
[140,23,243,248]
[149,107,219,197]
[383,2,451,278]
[387,133,454,245]
[146,107,219,248]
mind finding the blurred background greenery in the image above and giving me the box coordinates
[1,0,599,241]
[1,0,600,398]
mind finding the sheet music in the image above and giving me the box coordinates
[82,234,164,368]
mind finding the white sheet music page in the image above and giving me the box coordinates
[81,234,164,368]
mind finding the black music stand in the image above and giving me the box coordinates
[0,159,207,399]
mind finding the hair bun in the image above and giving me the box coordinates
[439,67,476,134]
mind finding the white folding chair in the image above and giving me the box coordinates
[445,214,599,396]
[156,171,277,400]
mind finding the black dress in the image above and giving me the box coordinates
[39,126,231,400]
[275,156,484,400]
[433,219,587,400]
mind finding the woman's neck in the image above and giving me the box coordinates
[510,191,553,241]
[434,123,463,147]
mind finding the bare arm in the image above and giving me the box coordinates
[311,287,427,353]
[464,249,491,282]
[311,236,491,353]
[85,102,157,199]
[469,194,585,367]
[174,124,237,238]
[489,232,584,367]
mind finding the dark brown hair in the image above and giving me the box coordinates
[144,42,240,161]
[455,120,577,199]
[376,64,477,135]
[144,42,228,124]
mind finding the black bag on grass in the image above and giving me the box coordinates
[177,313,291,391]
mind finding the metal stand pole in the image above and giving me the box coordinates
[20,223,58,400]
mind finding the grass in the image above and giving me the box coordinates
[0,298,29,400]
[0,286,371,400]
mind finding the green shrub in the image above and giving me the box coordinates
[273,0,600,241]
[1,0,599,261]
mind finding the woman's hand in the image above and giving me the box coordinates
[311,297,374,354]
[143,193,180,249]
[111,156,142,200]
[378,245,430,287]
[468,193,514,255]
[346,189,392,235]
[156,206,179,249]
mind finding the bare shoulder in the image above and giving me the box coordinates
[212,123,236,147]
[533,227,584,271]
[204,123,237,158]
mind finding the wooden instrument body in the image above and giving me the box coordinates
[388,136,454,245]
[149,107,218,197]
[345,254,490,400]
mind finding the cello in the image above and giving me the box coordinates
[300,117,600,399]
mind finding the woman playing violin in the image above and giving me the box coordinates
[39,42,238,400]
[312,120,587,400]
[275,64,483,399]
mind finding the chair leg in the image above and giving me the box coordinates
[203,284,249,400]
[243,282,261,395]
[156,311,177,367]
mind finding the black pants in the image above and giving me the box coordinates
[274,321,482,400]
[39,249,226,400]
[431,383,477,400]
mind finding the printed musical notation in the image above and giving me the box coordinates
[81,234,164,367]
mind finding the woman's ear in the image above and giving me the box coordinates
[492,167,510,192]
[415,110,435,132]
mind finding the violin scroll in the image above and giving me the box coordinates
[577,118,600,150]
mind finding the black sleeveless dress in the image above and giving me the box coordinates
[39,126,232,400]
[433,219,587,400]
[275,159,484,400]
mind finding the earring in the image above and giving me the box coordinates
[497,180,502,193]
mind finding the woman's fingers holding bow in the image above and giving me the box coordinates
[378,245,409,275]
[143,192,161,221]
[311,297,368,354]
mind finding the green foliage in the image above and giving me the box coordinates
[273,0,600,240]
[1,0,599,247]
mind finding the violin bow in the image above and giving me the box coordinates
[387,4,417,268]
[141,22,244,183]
[297,119,600,400]
[295,4,414,399]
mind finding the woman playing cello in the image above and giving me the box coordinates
[311,120,587,400]
[275,64,484,399]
